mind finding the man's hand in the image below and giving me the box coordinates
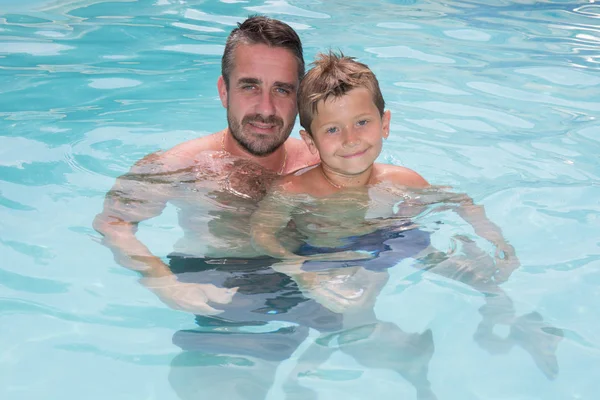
[140,275,238,315]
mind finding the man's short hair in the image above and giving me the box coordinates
[221,15,304,88]
[298,51,385,135]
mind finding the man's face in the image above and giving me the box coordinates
[218,43,299,156]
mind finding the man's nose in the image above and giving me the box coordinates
[257,90,276,116]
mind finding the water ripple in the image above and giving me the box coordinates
[1,1,599,398]
[468,81,600,111]
[0,268,69,293]
[411,101,535,128]
[0,41,74,56]
[246,0,331,19]
[366,45,456,63]
[514,66,600,86]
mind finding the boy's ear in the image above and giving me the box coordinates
[300,130,319,155]
[382,110,391,139]
[217,76,228,108]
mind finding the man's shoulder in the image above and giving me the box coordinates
[163,133,222,162]
[132,133,222,173]
[375,163,429,188]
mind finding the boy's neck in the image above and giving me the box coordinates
[320,163,374,189]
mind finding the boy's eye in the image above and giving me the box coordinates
[325,126,338,134]
[357,119,369,126]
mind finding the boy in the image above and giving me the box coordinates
[250,53,560,390]
[250,52,519,311]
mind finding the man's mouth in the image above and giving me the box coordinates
[242,114,283,133]
[248,121,277,130]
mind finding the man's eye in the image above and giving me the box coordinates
[242,85,257,91]
[275,87,291,95]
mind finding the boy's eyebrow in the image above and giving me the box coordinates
[314,112,378,129]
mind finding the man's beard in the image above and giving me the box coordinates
[227,112,293,157]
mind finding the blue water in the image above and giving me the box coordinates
[1,0,599,399]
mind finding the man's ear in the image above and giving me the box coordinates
[217,76,228,108]
[300,130,319,155]
[382,110,391,139]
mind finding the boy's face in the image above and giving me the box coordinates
[301,87,390,176]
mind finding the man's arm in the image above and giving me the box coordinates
[448,192,519,283]
[94,150,235,314]
[379,167,519,283]
[409,187,520,284]
[93,152,172,276]
[94,134,221,271]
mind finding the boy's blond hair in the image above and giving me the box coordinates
[298,51,385,135]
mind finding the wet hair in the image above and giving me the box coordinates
[298,51,385,135]
[221,15,305,88]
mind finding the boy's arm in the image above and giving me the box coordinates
[251,181,376,265]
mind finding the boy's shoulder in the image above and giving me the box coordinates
[374,163,429,188]
[273,164,322,195]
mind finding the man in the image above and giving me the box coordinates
[94,16,320,315]
[94,16,350,399]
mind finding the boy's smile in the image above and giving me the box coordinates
[340,149,368,158]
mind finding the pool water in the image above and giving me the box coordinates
[1,0,599,399]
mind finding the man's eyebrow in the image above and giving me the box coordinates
[236,77,261,86]
[274,82,297,91]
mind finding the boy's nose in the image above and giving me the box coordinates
[343,129,361,148]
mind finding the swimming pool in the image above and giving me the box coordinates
[1,0,599,399]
